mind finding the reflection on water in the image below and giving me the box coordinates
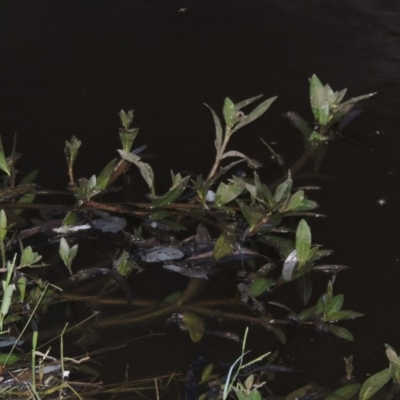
[1,0,400,396]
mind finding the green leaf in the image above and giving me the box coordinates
[233,390,248,400]
[244,375,255,392]
[214,179,245,207]
[14,192,35,215]
[119,127,139,153]
[62,211,79,227]
[333,88,347,106]
[0,209,7,241]
[286,190,305,211]
[298,306,316,321]
[268,325,286,344]
[231,96,277,133]
[19,169,39,185]
[285,385,316,400]
[182,311,205,343]
[306,246,320,261]
[223,97,236,126]
[118,109,134,130]
[339,310,365,319]
[234,389,262,400]
[308,130,328,153]
[235,94,264,111]
[296,219,311,266]
[309,74,329,125]
[359,368,391,400]
[204,103,224,153]
[295,199,318,211]
[0,184,36,201]
[90,176,100,199]
[237,200,265,230]
[150,177,189,208]
[20,246,42,267]
[213,224,236,260]
[59,238,78,275]
[77,176,101,201]
[315,296,324,315]
[114,250,133,276]
[59,237,70,265]
[87,174,97,191]
[221,150,249,160]
[97,159,117,190]
[261,235,294,259]
[312,248,334,262]
[385,344,400,365]
[17,275,27,302]
[199,364,214,384]
[65,136,82,166]
[327,325,354,341]
[388,347,400,383]
[389,363,400,384]
[69,244,79,261]
[325,383,361,400]
[149,210,172,220]
[330,103,355,126]
[340,92,376,108]
[118,149,155,196]
[273,172,292,203]
[249,277,274,297]
[0,353,20,365]
[163,291,182,305]
[254,172,274,207]
[325,84,335,108]
[1,284,14,316]
[324,310,364,322]
[326,294,344,315]
[385,344,400,384]
[0,136,10,176]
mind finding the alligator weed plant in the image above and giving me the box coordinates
[0,75,390,399]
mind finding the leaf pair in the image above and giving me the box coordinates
[297,280,364,341]
[309,74,375,127]
[282,219,315,281]
[318,280,364,323]
[285,74,375,169]
[205,95,276,183]
[59,237,79,275]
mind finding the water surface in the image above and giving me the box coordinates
[1,0,400,396]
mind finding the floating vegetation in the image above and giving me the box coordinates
[0,75,390,399]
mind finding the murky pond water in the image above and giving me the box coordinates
[1,1,400,398]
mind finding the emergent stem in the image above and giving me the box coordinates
[206,126,232,182]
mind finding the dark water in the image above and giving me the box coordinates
[1,0,400,397]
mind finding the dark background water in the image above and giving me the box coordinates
[1,0,400,396]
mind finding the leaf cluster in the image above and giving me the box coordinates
[0,75,380,398]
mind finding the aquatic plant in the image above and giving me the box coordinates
[0,75,387,399]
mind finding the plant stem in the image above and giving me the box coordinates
[206,126,232,182]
